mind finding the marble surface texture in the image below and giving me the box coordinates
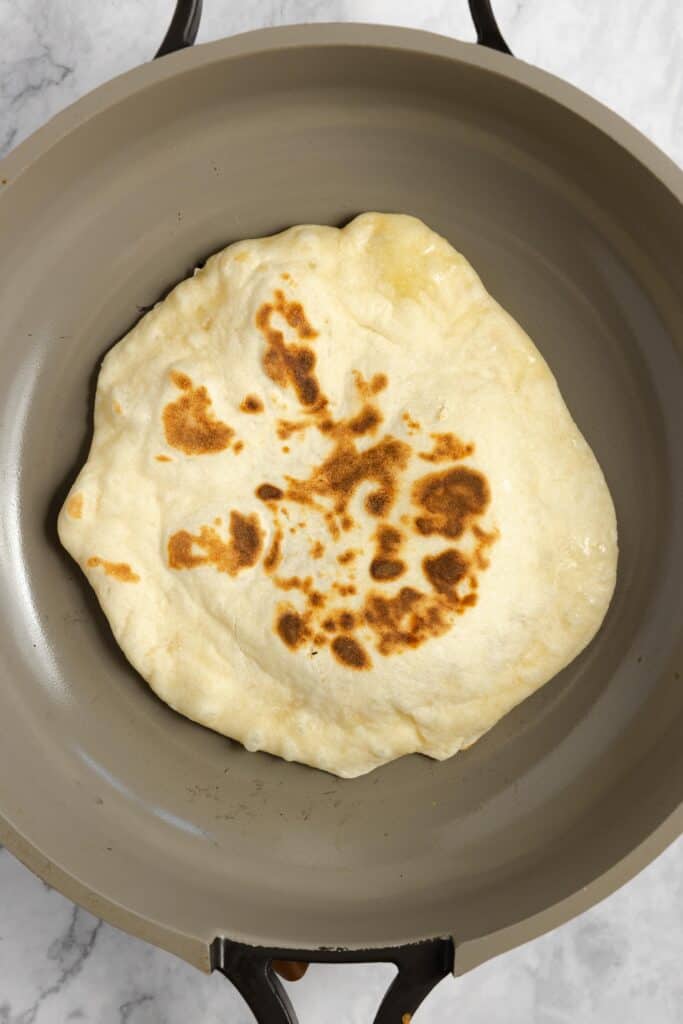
[0,1,681,1022]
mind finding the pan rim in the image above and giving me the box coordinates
[0,21,681,972]
[1,22,681,199]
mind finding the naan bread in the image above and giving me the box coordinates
[58,213,617,778]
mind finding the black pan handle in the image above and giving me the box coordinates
[155,0,512,58]
[212,937,454,1024]
[468,0,512,54]
[155,0,202,58]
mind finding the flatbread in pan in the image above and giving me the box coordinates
[58,212,617,777]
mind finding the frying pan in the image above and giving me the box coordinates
[0,1,681,1021]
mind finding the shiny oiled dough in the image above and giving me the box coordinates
[58,213,618,778]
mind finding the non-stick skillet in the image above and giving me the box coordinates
[0,2,681,1021]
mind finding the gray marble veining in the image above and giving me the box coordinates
[0,2,681,1022]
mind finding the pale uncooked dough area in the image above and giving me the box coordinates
[59,213,617,777]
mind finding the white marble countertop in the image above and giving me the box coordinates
[0,2,681,1022]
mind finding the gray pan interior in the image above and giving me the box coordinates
[0,25,681,974]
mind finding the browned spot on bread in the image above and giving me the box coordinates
[358,523,495,653]
[166,531,204,570]
[364,587,421,648]
[472,524,499,569]
[230,513,263,568]
[353,370,388,398]
[337,549,356,565]
[113,401,123,415]
[369,524,406,581]
[333,583,356,597]
[364,585,459,655]
[419,432,474,463]
[331,635,370,669]
[365,490,390,516]
[413,466,490,539]
[338,611,355,630]
[277,291,317,338]
[347,404,382,435]
[256,484,283,502]
[240,394,264,413]
[274,574,311,593]
[277,609,309,650]
[87,557,139,583]
[280,272,291,281]
[256,290,321,407]
[286,436,410,522]
[370,558,405,581]
[377,525,402,553]
[264,526,283,573]
[234,441,244,453]
[272,577,327,621]
[66,493,84,519]
[402,411,421,434]
[277,419,310,440]
[423,549,468,595]
[155,454,172,462]
[323,618,336,632]
[310,540,325,559]
[163,371,234,454]
[168,511,263,575]
[256,291,393,544]
[324,511,340,540]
